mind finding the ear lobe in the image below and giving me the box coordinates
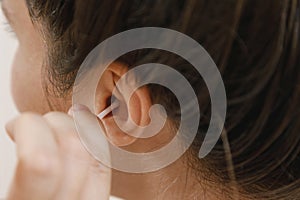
[100,113,138,147]
[95,62,152,147]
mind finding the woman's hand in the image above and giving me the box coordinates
[5,105,111,200]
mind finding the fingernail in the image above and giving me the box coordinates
[5,118,16,141]
[5,120,13,134]
[67,107,74,116]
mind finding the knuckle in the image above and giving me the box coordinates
[43,111,73,128]
[60,133,92,160]
[43,112,63,120]
[17,113,41,126]
[63,134,85,153]
[19,151,61,177]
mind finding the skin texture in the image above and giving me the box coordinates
[5,0,300,199]
[2,0,112,199]
[3,2,112,200]
[2,0,211,199]
[5,108,112,200]
[2,0,49,113]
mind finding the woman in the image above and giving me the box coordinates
[1,0,300,199]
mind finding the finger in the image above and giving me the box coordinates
[43,112,91,200]
[5,116,18,142]
[43,111,92,158]
[80,164,111,200]
[6,113,61,200]
[70,105,111,200]
[44,106,111,200]
[69,104,111,165]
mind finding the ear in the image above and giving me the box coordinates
[95,62,152,147]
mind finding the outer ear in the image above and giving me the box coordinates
[95,62,152,147]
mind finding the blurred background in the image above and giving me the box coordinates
[0,8,18,198]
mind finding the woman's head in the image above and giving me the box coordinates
[2,0,300,199]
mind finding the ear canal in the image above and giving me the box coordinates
[97,100,120,120]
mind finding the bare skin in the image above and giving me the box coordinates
[1,0,221,199]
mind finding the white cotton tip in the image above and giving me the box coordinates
[97,101,120,120]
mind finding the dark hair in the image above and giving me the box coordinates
[25,0,300,199]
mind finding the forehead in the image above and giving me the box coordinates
[1,0,13,24]
[2,0,40,39]
[1,0,29,24]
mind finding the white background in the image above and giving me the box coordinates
[0,8,18,198]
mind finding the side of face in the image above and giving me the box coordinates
[2,0,50,113]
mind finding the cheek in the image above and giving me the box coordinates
[11,46,50,114]
[8,0,71,113]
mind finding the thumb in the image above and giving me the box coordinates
[69,104,111,165]
[69,104,112,199]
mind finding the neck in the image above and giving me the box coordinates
[111,155,213,200]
